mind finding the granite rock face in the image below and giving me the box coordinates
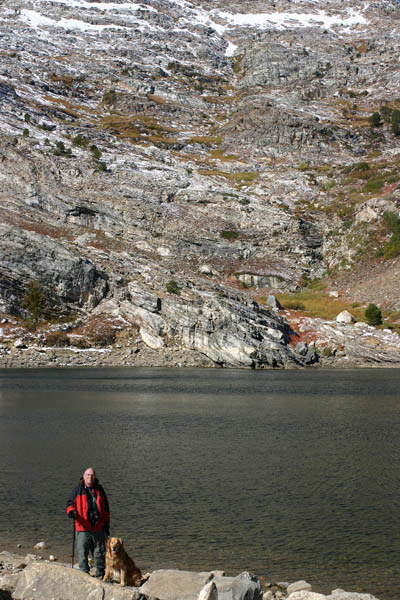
[1,0,400,367]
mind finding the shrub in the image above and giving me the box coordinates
[365,303,382,326]
[220,230,239,241]
[97,161,108,172]
[70,336,90,349]
[54,140,72,157]
[362,176,385,193]
[72,134,89,147]
[392,109,400,136]
[90,144,102,160]
[74,316,119,347]
[22,280,47,330]
[383,211,400,233]
[369,112,381,127]
[102,89,116,106]
[378,212,400,259]
[380,105,392,123]
[355,161,369,172]
[166,280,181,295]
[322,346,333,357]
[89,327,116,346]
[45,330,70,347]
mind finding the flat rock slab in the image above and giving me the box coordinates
[140,569,218,600]
[12,562,141,600]
[140,569,261,600]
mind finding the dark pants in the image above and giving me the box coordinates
[76,530,106,577]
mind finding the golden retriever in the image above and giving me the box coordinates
[103,537,142,587]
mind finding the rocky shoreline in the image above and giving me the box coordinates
[0,548,382,600]
[2,309,400,371]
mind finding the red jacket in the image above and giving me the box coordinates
[66,478,110,532]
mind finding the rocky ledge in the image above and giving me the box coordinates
[2,300,400,370]
[0,550,381,600]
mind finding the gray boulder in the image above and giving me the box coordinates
[287,581,312,595]
[198,581,218,600]
[335,311,355,324]
[12,562,141,600]
[139,570,262,600]
[232,572,262,600]
[140,570,218,600]
[295,342,309,356]
[266,295,283,310]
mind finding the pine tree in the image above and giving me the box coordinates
[365,303,382,326]
[22,280,47,330]
[391,109,400,136]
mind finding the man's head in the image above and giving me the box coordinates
[83,467,96,487]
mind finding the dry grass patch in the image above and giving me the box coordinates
[72,316,123,347]
[198,169,258,187]
[277,286,400,330]
[207,149,240,162]
[42,95,96,118]
[100,113,179,145]
[274,285,367,322]
[187,135,222,147]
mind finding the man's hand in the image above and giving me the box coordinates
[68,509,77,519]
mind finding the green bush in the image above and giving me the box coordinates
[97,161,108,172]
[362,176,385,193]
[392,109,400,136]
[166,280,181,295]
[72,134,89,147]
[354,161,369,172]
[365,303,382,326]
[380,105,392,122]
[383,211,400,233]
[54,140,72,157]
[220,230,239,241]
[90,144,102,160]
[22,280,47,330]
[369,112,381,127]
[322,346,333,357]
[377,211,400,259]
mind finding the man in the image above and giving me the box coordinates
[66,467,110,577]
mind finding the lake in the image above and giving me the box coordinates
[0,367,399,599]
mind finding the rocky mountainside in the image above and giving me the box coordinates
[1,0,400,368]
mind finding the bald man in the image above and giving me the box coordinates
[67,467,110,577]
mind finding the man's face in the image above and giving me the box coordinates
[83,468,96,487]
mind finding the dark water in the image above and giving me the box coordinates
[0,367,400,599]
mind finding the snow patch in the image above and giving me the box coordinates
[20,9,126,32]
[214,8,368,31]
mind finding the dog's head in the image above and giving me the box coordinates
[108,537,123,555]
